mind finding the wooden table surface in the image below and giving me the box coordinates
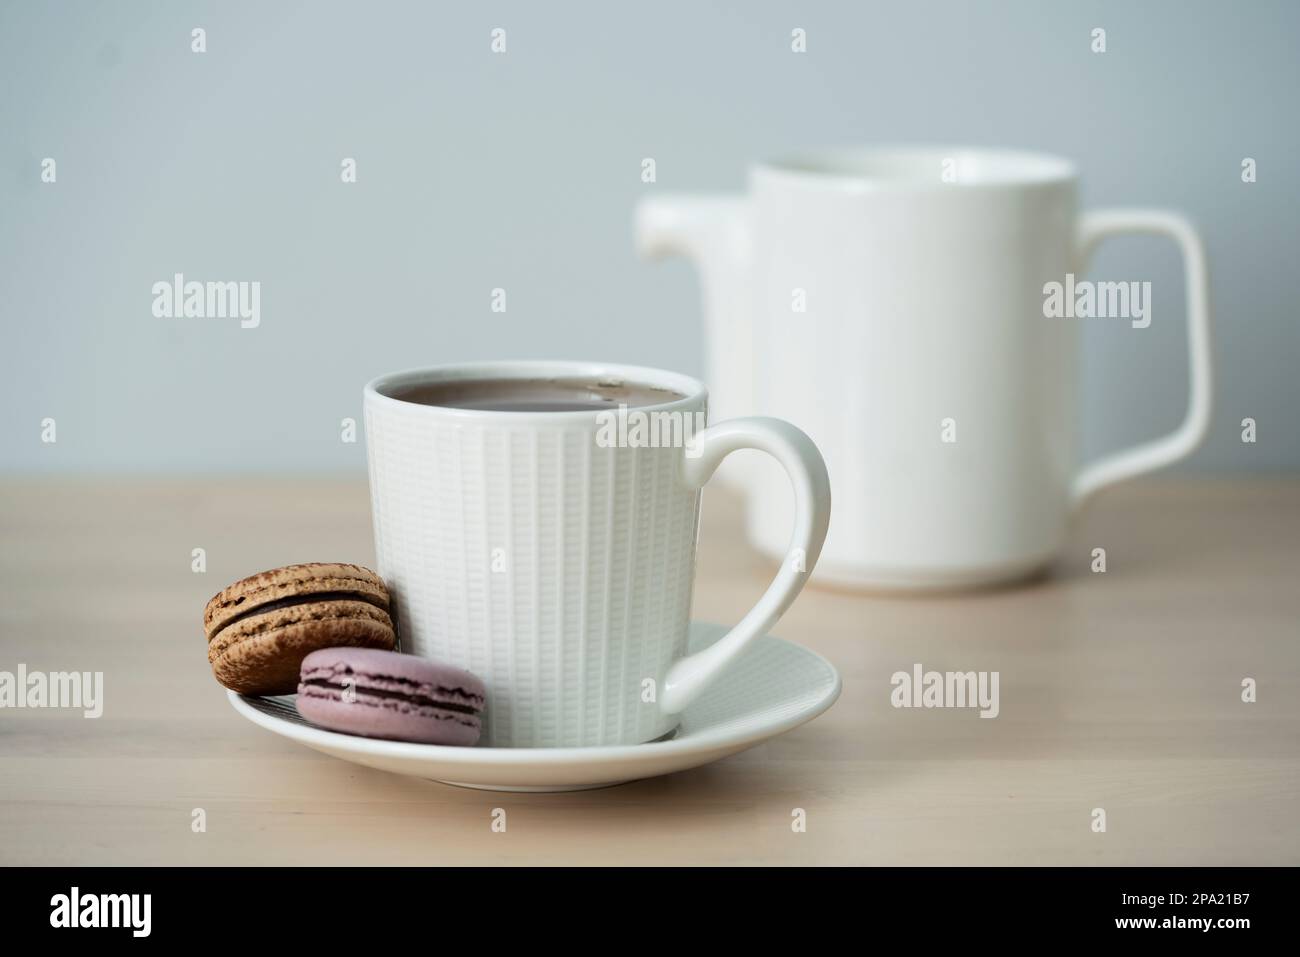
[1,477,1297,866]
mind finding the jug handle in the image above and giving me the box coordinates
[1070,210,1213,511]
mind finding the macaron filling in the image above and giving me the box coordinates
[212,591,390,636]
[299,676,480,715]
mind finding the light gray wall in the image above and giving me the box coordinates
[3,0,1296,473]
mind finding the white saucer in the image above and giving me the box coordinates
[228,622,841,792]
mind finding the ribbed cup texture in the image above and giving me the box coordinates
[365,398,703,747]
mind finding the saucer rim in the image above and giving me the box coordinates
[227,630,841,767]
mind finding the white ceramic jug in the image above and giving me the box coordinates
[637,147,1212,590]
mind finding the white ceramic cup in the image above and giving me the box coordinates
[637,146,1212,590]
[364,360,831,747]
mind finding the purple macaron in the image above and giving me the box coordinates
[296,647,486,746]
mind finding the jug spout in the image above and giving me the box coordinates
[635,194,754,426]
[636,194,748,263]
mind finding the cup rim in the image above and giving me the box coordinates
[364,360,708,422]
[752,145,1079,193]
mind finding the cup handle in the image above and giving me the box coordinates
[1070,210,1214,510]
[659,417,831,714]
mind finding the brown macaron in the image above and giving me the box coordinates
[204,563,396,695]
